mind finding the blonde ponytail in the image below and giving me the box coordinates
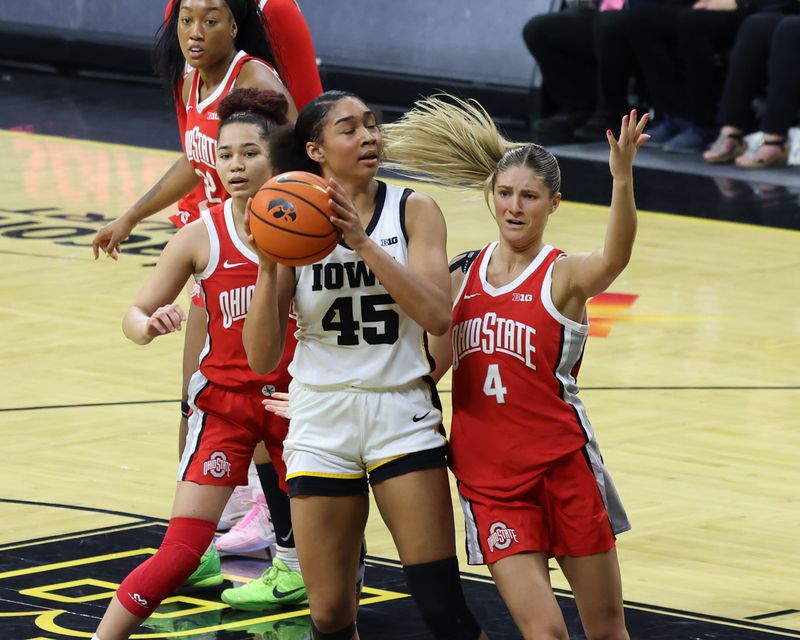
[383,94,523,193]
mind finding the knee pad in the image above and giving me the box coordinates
[117,517,216,617]
[311,621,357,640]
[403,556,482,640]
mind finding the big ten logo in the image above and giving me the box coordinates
[0,207,175,259]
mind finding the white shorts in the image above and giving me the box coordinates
[283,379,448,494]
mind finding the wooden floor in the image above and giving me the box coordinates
[1,130,799,636]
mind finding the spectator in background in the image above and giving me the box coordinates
[522,0,599,135]
[703,13,799,167]
[628,0,798,153]
[523,0,685,140]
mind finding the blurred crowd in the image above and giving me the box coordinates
[523,0,800,168]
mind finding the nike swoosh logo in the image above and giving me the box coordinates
[273,585,306,599]
[279,528,293,542]
[223,260,248,269]
[412,411,431,423]
[464,293,481,299]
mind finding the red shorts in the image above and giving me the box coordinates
[179,374,290,491]
[457,448,616,564]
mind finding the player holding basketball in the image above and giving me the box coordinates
[381,96,647,640]
[90,89,304,640]
[242,90,486,640]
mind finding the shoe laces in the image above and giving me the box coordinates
[235,496,270,529]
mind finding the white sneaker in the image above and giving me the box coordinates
[218,485,260,531]
[216,493,276,555]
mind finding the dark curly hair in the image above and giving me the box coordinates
[217,88,290,142]
[154,0,279,102]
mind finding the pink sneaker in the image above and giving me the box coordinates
[216,494,275,555]
[218,485,260,531]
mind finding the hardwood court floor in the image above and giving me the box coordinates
[1,130,798,638]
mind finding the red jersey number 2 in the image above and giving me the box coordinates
[196,168,223,205]
[483,363,507,404]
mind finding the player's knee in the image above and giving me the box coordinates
[117,517,216,617]
[403,557,483,640]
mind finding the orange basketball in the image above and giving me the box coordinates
[248,171,338,266]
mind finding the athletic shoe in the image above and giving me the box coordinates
[662,125,717,153]
[216,493,275,555]
[180,544,224,590]
[221,558,308,610]
[218,484,261,531]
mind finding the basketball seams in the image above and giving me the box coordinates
[257,185,334,226]
[249,207,338,239]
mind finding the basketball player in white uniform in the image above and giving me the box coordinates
[243,91,486,640]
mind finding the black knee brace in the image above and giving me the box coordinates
[311,621,357,640]
[403,556,482,639]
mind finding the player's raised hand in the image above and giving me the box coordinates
[92,216,135,260]
[145,304,187,339]
[607,110,650,181]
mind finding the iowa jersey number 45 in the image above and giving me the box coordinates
[322,294,399,345]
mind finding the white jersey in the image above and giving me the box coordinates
[289,181,433,389]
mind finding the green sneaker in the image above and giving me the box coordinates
[181,544,224,590]
[221,558,307,610]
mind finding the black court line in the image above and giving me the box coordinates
[0,399,179,412]
[0,498,168,541]
[748,610,800,621]
[3,386,798,413]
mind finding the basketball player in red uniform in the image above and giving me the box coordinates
[90,0,321,585]
[91,89,301,640]
[379,97,650,640]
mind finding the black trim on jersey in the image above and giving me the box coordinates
[339,180,387,249]
[449,249,481,274]
[369,445,448,485]
[398,187,413,244]
[553,324,566,398]
[179,379,212,481]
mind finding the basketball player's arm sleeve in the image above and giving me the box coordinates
[242,264,293,373]
[123,223,201,345]
[263,0,323,109]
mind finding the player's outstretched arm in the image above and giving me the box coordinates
[122,222,203,344]
[92,155,200,260]
[553,110,649,307]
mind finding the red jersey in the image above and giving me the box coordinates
[173,51,280,227]
[196,200,296,391]
[167,0,323,226]
[449,242,595,500]
[164,0,321,109]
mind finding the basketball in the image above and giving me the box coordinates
[248,171,339,266]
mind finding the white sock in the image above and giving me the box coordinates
[247,461,259,488]
[275,544,301,573]
[91,634,102,640]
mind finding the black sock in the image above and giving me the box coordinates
[255,462,294,547]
